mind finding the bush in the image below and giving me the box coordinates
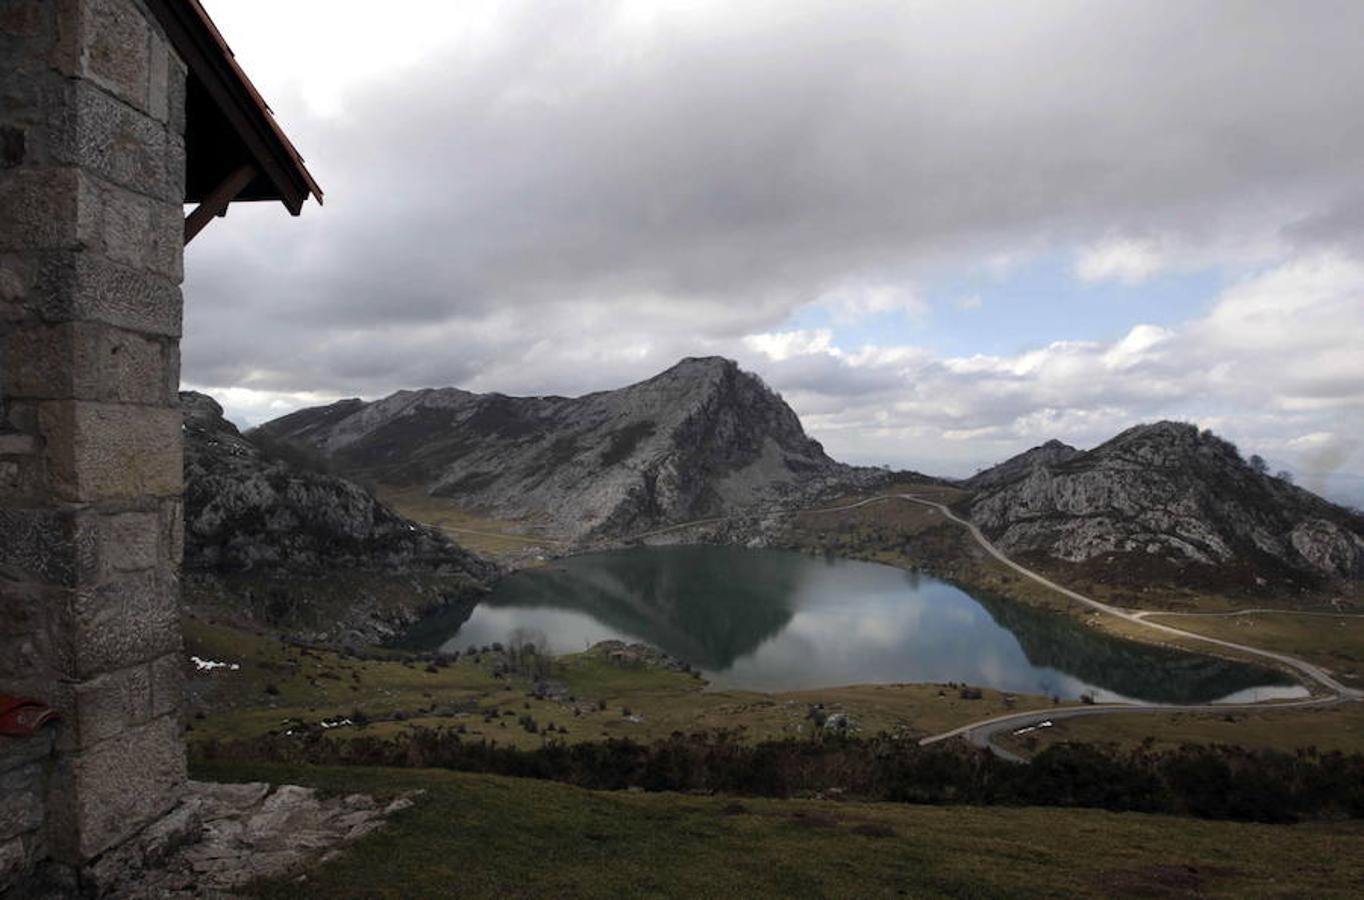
[193,730,1364,825]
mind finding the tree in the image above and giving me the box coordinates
[1275,469,1295,485]
[1248,454,1268,474]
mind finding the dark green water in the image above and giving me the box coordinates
[421,546,1301,703]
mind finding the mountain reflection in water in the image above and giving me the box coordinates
[404,546,1299,703]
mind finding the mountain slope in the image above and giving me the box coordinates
[256,357,860,538]
[968,422,1364,585]
[182,391,495,642]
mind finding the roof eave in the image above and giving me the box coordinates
[144,0,322,212]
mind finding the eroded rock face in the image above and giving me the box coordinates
[87,780,420,898]
[183,392,491,576]
[969,422,1364,583]
[181,392,496,642]
[255,358,883,539]
[1290,519,1364,579]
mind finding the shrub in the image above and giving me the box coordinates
[194,730,1364,825]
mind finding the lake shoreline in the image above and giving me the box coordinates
[402,544,1297,705]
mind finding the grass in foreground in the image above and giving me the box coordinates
[194,759,1364,899]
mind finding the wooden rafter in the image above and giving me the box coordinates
[184,163,257,244]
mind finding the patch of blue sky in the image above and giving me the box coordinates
[794,254,1227,359]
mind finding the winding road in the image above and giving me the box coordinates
[895,494,1362,758]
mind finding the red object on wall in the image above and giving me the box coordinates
[0,696,58,737]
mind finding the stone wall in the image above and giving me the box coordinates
[0,0,188,887]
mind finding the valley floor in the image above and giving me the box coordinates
[183,616,1075,752]
[198,760,1364,899]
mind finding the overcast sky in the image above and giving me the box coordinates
[186,0,1363,496]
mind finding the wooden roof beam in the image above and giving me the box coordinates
[184,163,257,244]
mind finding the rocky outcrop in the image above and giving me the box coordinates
[963,439,1082,491]
[84,781,419,898]
[181,392,496,642]
[256,357,880,539]
[968,422,1364,584]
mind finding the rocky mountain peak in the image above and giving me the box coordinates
[254,358,859,539]
[968,421,1364,585]
[964,437,1082,491]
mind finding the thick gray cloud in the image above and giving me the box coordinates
[185,0,1364,486]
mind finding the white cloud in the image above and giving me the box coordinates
[726,254,1364,483]
[1102,324,1172,370]
[953,294,983,311]
[743,329,837,362]
[1074,238,1166,284]
[818,281,930,323]
[181,2,1364,496]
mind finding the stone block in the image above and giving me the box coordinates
[147,30,169,124]
[48,713,185,861]
[82,0,151,112]
[2,402,38,438]
[0,166,79,251]
[5,321,170,403]
[0,507,94,586]
[148,196,182,280]
[39,400,182,502]
[35,251,182,336]
[98,510,159,572]
[89,177,154,270]
[49,80,180,203]
[0,254,35,304]
[0,581,73,686]
[0,731,54,776]
[65,567,180,679]
[0,0,47,39]
[159,497,183,566]
[63,664,152,749]
[0,835,27,892]
[167,51,187,138]
[0,433,37,454]
[162,341,182,406]
[0,451,48,506]
[70,172,183,280]
[0,762,47,840]
[148,652,183,719]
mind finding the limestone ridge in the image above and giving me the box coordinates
[255,357,856,538]
[968,422,1364,583]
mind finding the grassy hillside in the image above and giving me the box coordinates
[195,760,1364,898]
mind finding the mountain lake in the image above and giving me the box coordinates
[402,545,1305,704]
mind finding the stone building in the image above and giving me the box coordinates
[1,0,319,890]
